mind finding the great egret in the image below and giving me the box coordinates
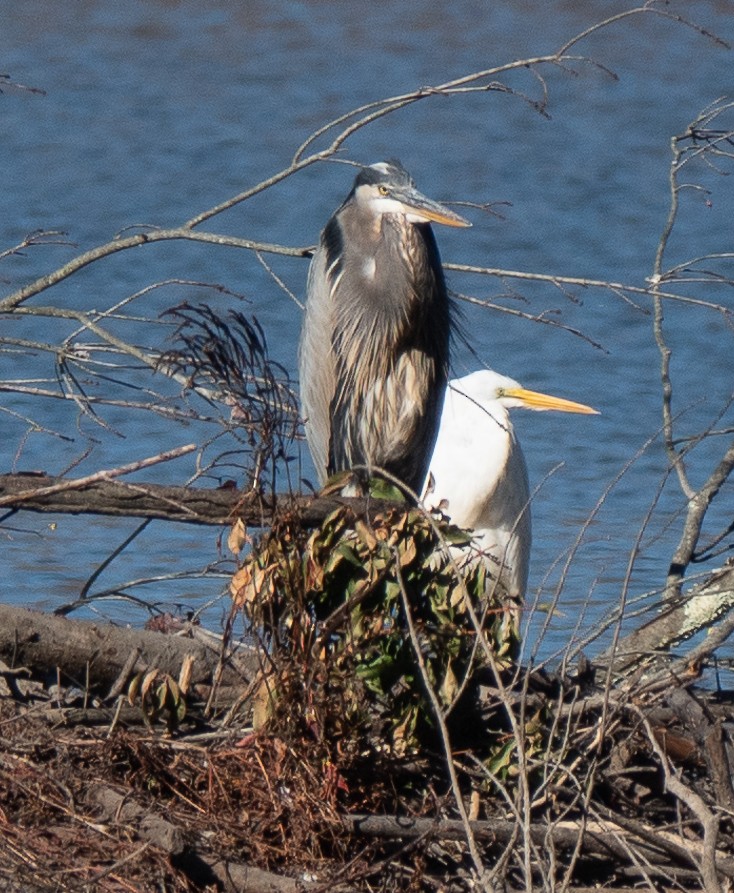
[423,369,599,601]
[299,160,470,492]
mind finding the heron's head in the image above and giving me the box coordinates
[453,370,599,415]
[349,160,471,228]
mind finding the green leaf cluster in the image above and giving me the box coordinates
[237,499,520,753]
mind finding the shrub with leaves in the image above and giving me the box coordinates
[231,491,520,755]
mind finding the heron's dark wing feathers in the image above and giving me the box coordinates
[299,166,453,493]
[321,216,344,288]
[323,218,450,491]
[299,243,336,484]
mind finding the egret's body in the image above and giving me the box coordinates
[423,370,598,601]
[299,160,470,492]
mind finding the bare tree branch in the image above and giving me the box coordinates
[0,472,399,528]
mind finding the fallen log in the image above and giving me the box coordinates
[90,786,336,893]
[346,812,734,880]
[596,563,734,676]
[91,786,186,855]
[0,603,258,695]
[0,471,395,528]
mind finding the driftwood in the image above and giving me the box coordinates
[346,812,734,880]
[0,472,395,528]
[91,786,186,855]
[95,788,720,893]
[596,563,734,676]
[91,787,306,893]
[0,603,257,696]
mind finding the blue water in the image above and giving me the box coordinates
[2,1,733,665]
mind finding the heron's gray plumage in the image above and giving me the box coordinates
[299,160,470,492]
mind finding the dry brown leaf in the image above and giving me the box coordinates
[354,519,377,551]
[227,518,248,556]
[178,653,195,695]
[140,668,160,703]
[439,660,458,707]
[230,563,253,604]
[252,676,277,731]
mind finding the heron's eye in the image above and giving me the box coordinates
[378,185,389,196]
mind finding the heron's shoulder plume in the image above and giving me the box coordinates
[321,216,344,282]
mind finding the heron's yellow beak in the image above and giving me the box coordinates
[412,206,472,228]
[502,387,600,415]
[398,189,472,228]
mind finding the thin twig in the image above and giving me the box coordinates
[393,550,487,887]
[0,444,196,508]
[638,709,721,893]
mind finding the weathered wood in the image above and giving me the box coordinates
[347,812,734,880]
[596,564,734,675]
[669,688,734,814]
[91,786,306,893]
[347,813,664,865]
[91,786,186,855]
[0,472,395,528]
[0,603,257,693]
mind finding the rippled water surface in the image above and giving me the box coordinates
[2,1,733,661]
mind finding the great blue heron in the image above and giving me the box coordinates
[299,160,470,493]
[423,370,598,601]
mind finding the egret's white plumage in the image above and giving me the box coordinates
[423,370,598,602]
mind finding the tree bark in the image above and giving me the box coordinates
[0,472,395,528]
[0,604,257,694]
[596,564,734,675]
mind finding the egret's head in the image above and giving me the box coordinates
[452,370,599,415]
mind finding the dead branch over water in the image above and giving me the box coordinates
[0,471,394,527]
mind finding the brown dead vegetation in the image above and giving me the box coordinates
[2,551,734,892]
